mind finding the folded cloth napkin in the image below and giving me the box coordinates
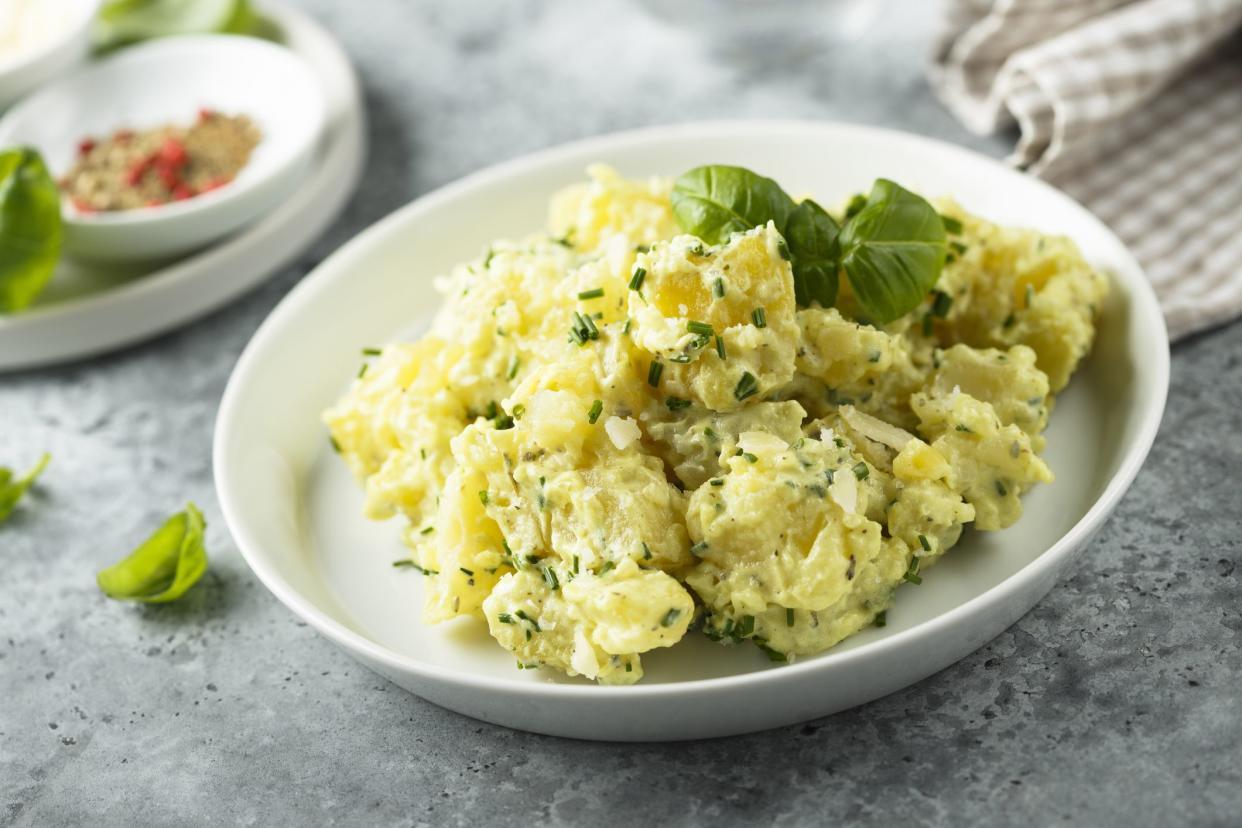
[930,0,1242,340]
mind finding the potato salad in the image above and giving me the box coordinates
[324,164,1107,684]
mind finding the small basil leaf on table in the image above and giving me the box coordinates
[784,199,841,309]
[97,503,208,603]
[0,148,63,314]
[838,179,946,323]
[0,453,50,524]
[671,165,796,245]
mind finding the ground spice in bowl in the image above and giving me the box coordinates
[61,110,261,212]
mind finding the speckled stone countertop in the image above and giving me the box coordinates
[3,1,1240,825]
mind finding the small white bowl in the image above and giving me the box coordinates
[0,0,98,110]
[0,35,326,262]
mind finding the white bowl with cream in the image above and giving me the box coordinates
[0,0,98,110]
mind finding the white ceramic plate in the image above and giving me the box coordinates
[0,35,326,261]
[0,0,364,371]
[214,121,1169,741]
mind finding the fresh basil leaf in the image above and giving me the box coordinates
[839,179,946,323]
[97,503,208,603]
[0,454,50,524]
[0,148,62,314]
[785,199,841,309]
[671,165,796,245]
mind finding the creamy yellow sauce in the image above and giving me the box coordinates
[324,165,1107,684]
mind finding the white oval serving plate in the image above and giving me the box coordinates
[0,34,326,261]
[0,0,364,372]
[214,120,1169,742]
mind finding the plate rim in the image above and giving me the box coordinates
[215,118,1170,700]
[0,0,366,372]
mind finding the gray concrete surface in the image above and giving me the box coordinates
[2,1,1240,825]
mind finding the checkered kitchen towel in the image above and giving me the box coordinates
[930,0,1242,340]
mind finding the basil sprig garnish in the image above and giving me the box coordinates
[96,503,208,603]
[0,148,62,314]
[670,166,946,323]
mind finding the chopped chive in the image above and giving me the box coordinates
[712,277,725,298]
[588,399,604,424]
[709,478,724,487]
[751,307,767,328]
[629,267,646,291]
[955,423,973,433]
[647,360,663,387]
[420,526,435,535]
[823,468,835,484]
[497,613,514,624]
[329,436,342,453]
[715,335,727,359]
[874,610,887,628]
[995,480,1009,496]
[356,363,367,379]
[361,347,382,356]
[786,608,795,627]
[704,426,719,440]
[741,452,758,463]
[852,461,869,480]
[577,287,604,300]
[581,312,599,339]
[665,397,692,411]
[514,609,540,631]
[687,320,714,336]
[758,643,787,663]
[734,371,758,401]
[660,608,682,628]
[393,560,438,575]
[622,318,632,335]
[512,403,525,419]
[460,567,475,576]
[507,356,520,380]
[494,415,514,430]
[478,490,490,505]
[543,565,559,591]
[1025,284,1035,308]
[737,615,755,638]
[941,215,963,234]
[931,290,953,318]
[903,557,922,585]
[918,534,931,552]
[573,555,580,574]
[950,241,968,255]
[598,560,616,576]
[1002,313,1016,329]
[641,542,652,560]
[689,541,710,556]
